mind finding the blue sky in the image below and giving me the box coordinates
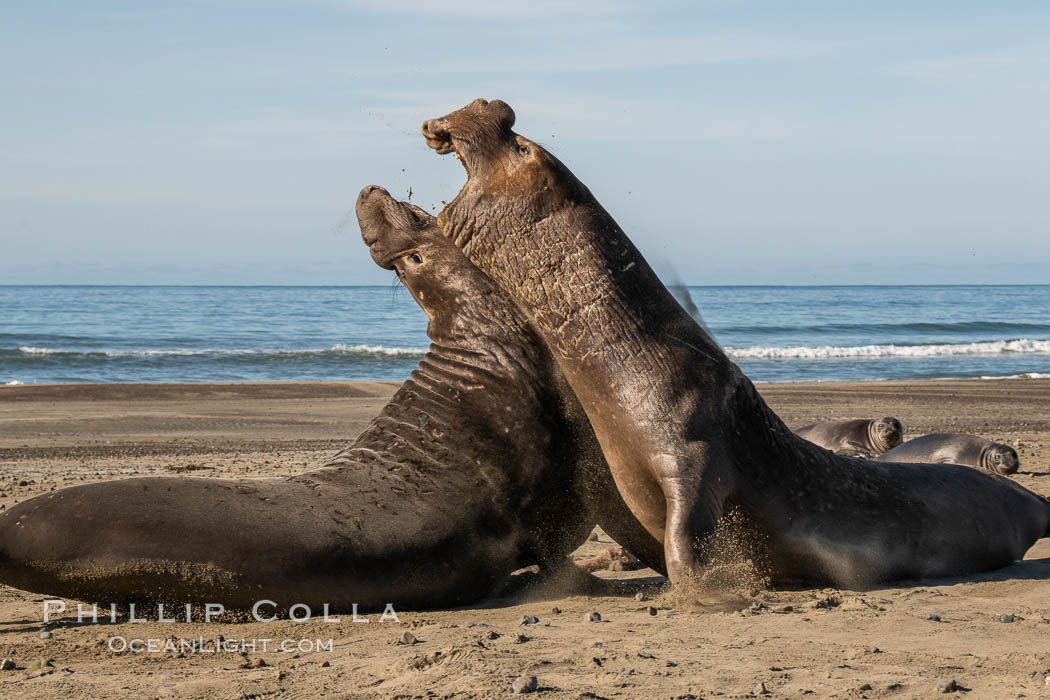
[2,1,1048,285]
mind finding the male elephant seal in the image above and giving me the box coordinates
[0,187,660,612]
[422,98,1050,586]
[878,433,1020,475]
[795,417,903,458]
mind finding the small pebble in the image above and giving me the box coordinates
[0,658,15,671]
[551,607,561,615]
[585,611,602,623]
[999,614,1015,623]
[927,614,941,622]
[587,530,600,541]
[512,675,538,694]
[647,606,658,616]
[937,679,958,693]
[634,591,647,602]
[518,615,539,626]
[486,630,500,640]
[319,660,330,668]
[858,682,872,691]
[752,681,769,695]
[399,631,418,645]
[38,629,52,640]
[515,634,530,644]
[249,657,267,668]
[592,641,603,648]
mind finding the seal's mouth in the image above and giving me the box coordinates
[881,426,903,446]
[421,120,456,156]
[994,449,1020,475]
[421,119,476,183]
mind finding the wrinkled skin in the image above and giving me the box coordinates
[422,98,1050,586]
[0,186,660,612]
[795,417,904,459]
[878,433,1020,475]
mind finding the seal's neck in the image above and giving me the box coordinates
[978,445,996,471]
[319,290,551,472]
[445,194,730,419]
[867,421,889,453]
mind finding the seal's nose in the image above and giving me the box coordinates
[356,185,392,247]
[357,184,387,202]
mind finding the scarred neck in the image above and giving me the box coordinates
[445,195,728,389]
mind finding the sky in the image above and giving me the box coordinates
[1,1,1048,285]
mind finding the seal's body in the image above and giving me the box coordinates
[795,417,903,458]
[878,433,1020,475]
[423,98,1050,586]
[0,188,660,611]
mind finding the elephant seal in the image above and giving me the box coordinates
[0,186,660,612]
[795,417,903,458]
[878,433,1020,475]
[422,98,1050,586]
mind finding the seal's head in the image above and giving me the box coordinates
[982,443,1019,475]
[868,417,904,453]
[421,99,587,247]
[421,99,517,178]
[355,185,489,317]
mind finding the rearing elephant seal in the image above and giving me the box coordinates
[795,417,903,458]
[0,186,660,611]
[878,433,1020,475]
[422,98,1050,586]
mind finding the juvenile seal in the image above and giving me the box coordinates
[878,433,1020,475]
[422,98,1050,586]
[0,187,660,611]
[795,417,903,458]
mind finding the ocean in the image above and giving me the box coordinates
[2,285,1049,385]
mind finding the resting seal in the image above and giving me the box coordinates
[795,417,903,458]
[422,98,1050,586]
[878,433,1020,475]
[0,186,660,611]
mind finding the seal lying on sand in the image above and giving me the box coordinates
[0,187,660,611]
[422,98,1050,586]
[878,433,1020,475]
[795,417,903,458]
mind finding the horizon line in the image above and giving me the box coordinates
[2,283,1049,289]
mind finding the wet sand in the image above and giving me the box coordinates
[1,378,1049,698]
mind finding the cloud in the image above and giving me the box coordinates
[292,0,643,20]
[891,39,1050,83]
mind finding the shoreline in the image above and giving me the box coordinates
[3,373,1049,389]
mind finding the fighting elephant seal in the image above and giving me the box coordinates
[422,98,1050,586]
[795,417,903,458]
[878,433,1020,475]
[0,187,660,611]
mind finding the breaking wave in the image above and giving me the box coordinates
[13,344,427,359]
[725,339,1050,360]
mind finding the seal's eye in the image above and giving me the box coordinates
[405,252,423,265]
[877,424,885,429]
[518,144,530,156]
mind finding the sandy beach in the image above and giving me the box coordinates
[1,378,1048,698]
